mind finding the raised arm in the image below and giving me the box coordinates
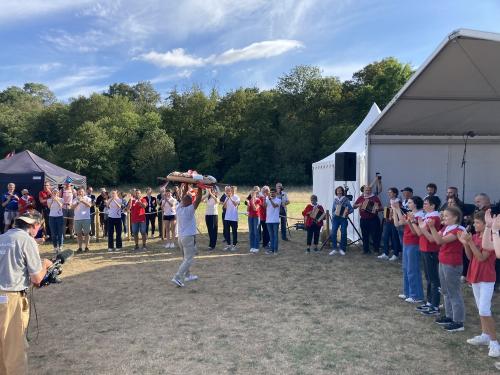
[193,186,203,210]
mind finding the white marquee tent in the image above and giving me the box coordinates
[312,103,381,241]
[313,28,500,241]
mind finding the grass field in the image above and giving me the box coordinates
[27,189,500,374]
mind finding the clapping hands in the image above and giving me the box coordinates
[457,231,471,244]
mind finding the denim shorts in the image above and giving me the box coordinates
[131,221,147,235]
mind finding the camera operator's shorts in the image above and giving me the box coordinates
[74,219,91,235]
[131,221,147,235]
[3,210,17,225]
[0,291,29,374]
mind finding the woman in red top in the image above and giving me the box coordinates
[18,189,35,214]
[412,195,442,315]
[302,195,325,253]
[427,206,465,332]
[393,196,425,303]
[246,187,262,253]
[459,211,499,357]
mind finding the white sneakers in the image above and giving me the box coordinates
[467,334,491,346]
[249,248,259,253]
[490,344,500,358]
[184,274,199,282]
[329,249,338,256]
[107,248,114,253]
[405,297,423,303]
[164,242,175,248]
[389,255,398,261]
[398,294,407,300]
[339,250,346,256]
[223,245,232,251]
[378,254,389,260]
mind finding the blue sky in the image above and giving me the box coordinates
[0,0,499,100]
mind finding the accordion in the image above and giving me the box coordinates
[361,199,378,214]
[310,206,326,223]
[335,205,347,217]
[384,207,393,220]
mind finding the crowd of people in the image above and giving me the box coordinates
[325,179,500,366]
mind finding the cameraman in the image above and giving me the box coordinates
[0,211,52,374]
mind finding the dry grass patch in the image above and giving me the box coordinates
[27,230,500,375]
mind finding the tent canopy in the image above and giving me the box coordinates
[0,150,86,189]
[369,29,500,136]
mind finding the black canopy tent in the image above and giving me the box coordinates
[0,150,86,200]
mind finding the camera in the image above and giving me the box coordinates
[39,250,73,287]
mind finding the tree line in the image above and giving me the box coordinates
[0,58,413,186]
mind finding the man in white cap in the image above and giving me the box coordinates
[0,211,52,374]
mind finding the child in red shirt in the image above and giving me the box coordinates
[18,189,35,214]
[427,206,465,332]
[459,211,499,357]
[302,195,325,253]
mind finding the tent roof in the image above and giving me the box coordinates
[0,150,86,184]
[368,29,500,136]
[313,103,381,166]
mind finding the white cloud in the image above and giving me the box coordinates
[0,0,93,24]
[139,49,205,68]
[139,39,303,68]
[211,40,304,65]
[149,70,193,84]
[47,66,114,91]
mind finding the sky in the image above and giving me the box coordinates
[0,0,499,100]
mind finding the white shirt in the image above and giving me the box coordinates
[266,197,282,223]
[107,199,122,219]
[73,196,91,220]
[177,204,197,237]
[162,197,177,216]
[204,195,218,216]
[47,198,63,217]
[224,194,240,222]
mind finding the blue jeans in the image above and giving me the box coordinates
[267,223,279,252]
[248,217,260,249]
[403,243,424,300]
[382,221,401,256]
[331,216,348,251]
[49,216,64,248]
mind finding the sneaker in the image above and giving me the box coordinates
[305,248,311,253]
[398,294,407,300]
[134,245,140,251]
[76,248,83,253]
[405,297,423,304]
[249,248,257,253]
[164,243,170,248]
[421,307,440,316]
[223,245,231,251]
[265,250,274,255]
[329,249,338,256]
[467,335,491,346]
[84,247,90,252]
[170,243,176,248]
[435,316,454,325]
[443,322,464,332]
[460,275,467,283]
[389,255,398,261]
[115,248,121,252]
[339,250,346,256]
[184,274,199,282]
[313,247,319,252]
[170,277,184,287]
[377,254,389,260]
[230,245,238,252]
[416,303,432,312]
[489,344,500,358]
[142,246,148,251]
[108,248,114,252]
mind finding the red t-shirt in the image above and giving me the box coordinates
[247,197,262,218]
[467,233,497,283]
[130,197,147,223]
[259,196,267,221]
[403,224,419,245]
[438,226,465,266]
[355,196,381,220]
[302,204,324,228]
[418,213,441,252]
[18,195,35,214]
[38,190,51,208]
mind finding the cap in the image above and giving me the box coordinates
[64,176,73,184]
[21,189,29,194]
[401,187,413,193]
[17,212,41,225]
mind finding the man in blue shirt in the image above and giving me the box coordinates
[2,183,19,233]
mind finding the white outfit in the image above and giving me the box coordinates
[224,195,240,222]
[266,197,282,223]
